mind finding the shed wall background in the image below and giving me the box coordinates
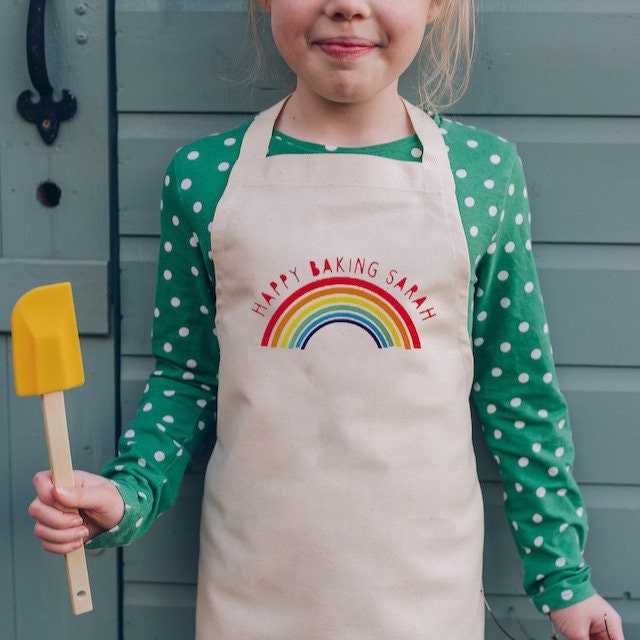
[115,1,640,638]
[1,0,118,637]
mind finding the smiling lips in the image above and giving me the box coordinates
[314,38,378,60]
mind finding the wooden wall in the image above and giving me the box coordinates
[115,1,640,637]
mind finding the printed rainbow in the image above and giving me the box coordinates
[261,276,421,349]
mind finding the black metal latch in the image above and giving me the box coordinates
[16,0,77,145]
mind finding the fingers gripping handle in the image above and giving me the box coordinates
[42,391,93,614]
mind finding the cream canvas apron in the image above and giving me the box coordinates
[198,98,485,639]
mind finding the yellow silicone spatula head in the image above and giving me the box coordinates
[11,282,84,396]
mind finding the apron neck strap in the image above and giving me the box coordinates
[239,96,445,165]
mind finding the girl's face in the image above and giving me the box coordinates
[258,0,440,109]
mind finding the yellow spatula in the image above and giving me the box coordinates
[11,282,93,615]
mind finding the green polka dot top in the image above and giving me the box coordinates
[87,113,596,614]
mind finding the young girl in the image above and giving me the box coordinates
[29,1,624,638]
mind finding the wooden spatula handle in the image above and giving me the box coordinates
[42,391,93,615]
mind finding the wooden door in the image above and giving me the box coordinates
[0,1,119,638]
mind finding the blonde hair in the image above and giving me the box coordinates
[246,0,475,114]
[420,0,475,112]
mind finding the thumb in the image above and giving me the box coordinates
[53,484,95,510]
[53,484,106,540]
[54,476,125,535]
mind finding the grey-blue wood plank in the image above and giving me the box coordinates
[116,2,640,115]
[119,229,640,369]
[454,1,640,116]
[536,245,639,366]
[0,259,110,334]
[121,239,640,376]
[463,117,640,245]
[118,114,640,245]
[0,338,18,640]
[123,583,198,639]
[118,114,248,237]
[118,467,640,637]
[120,363,640,489]
[474,367,640,487]
[559,368,640,486]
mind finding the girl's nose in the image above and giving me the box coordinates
[324,0,372,20]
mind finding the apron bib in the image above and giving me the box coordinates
[197,99,485,639]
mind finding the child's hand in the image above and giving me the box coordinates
[29,470,125,554]
[549,594,624,640]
